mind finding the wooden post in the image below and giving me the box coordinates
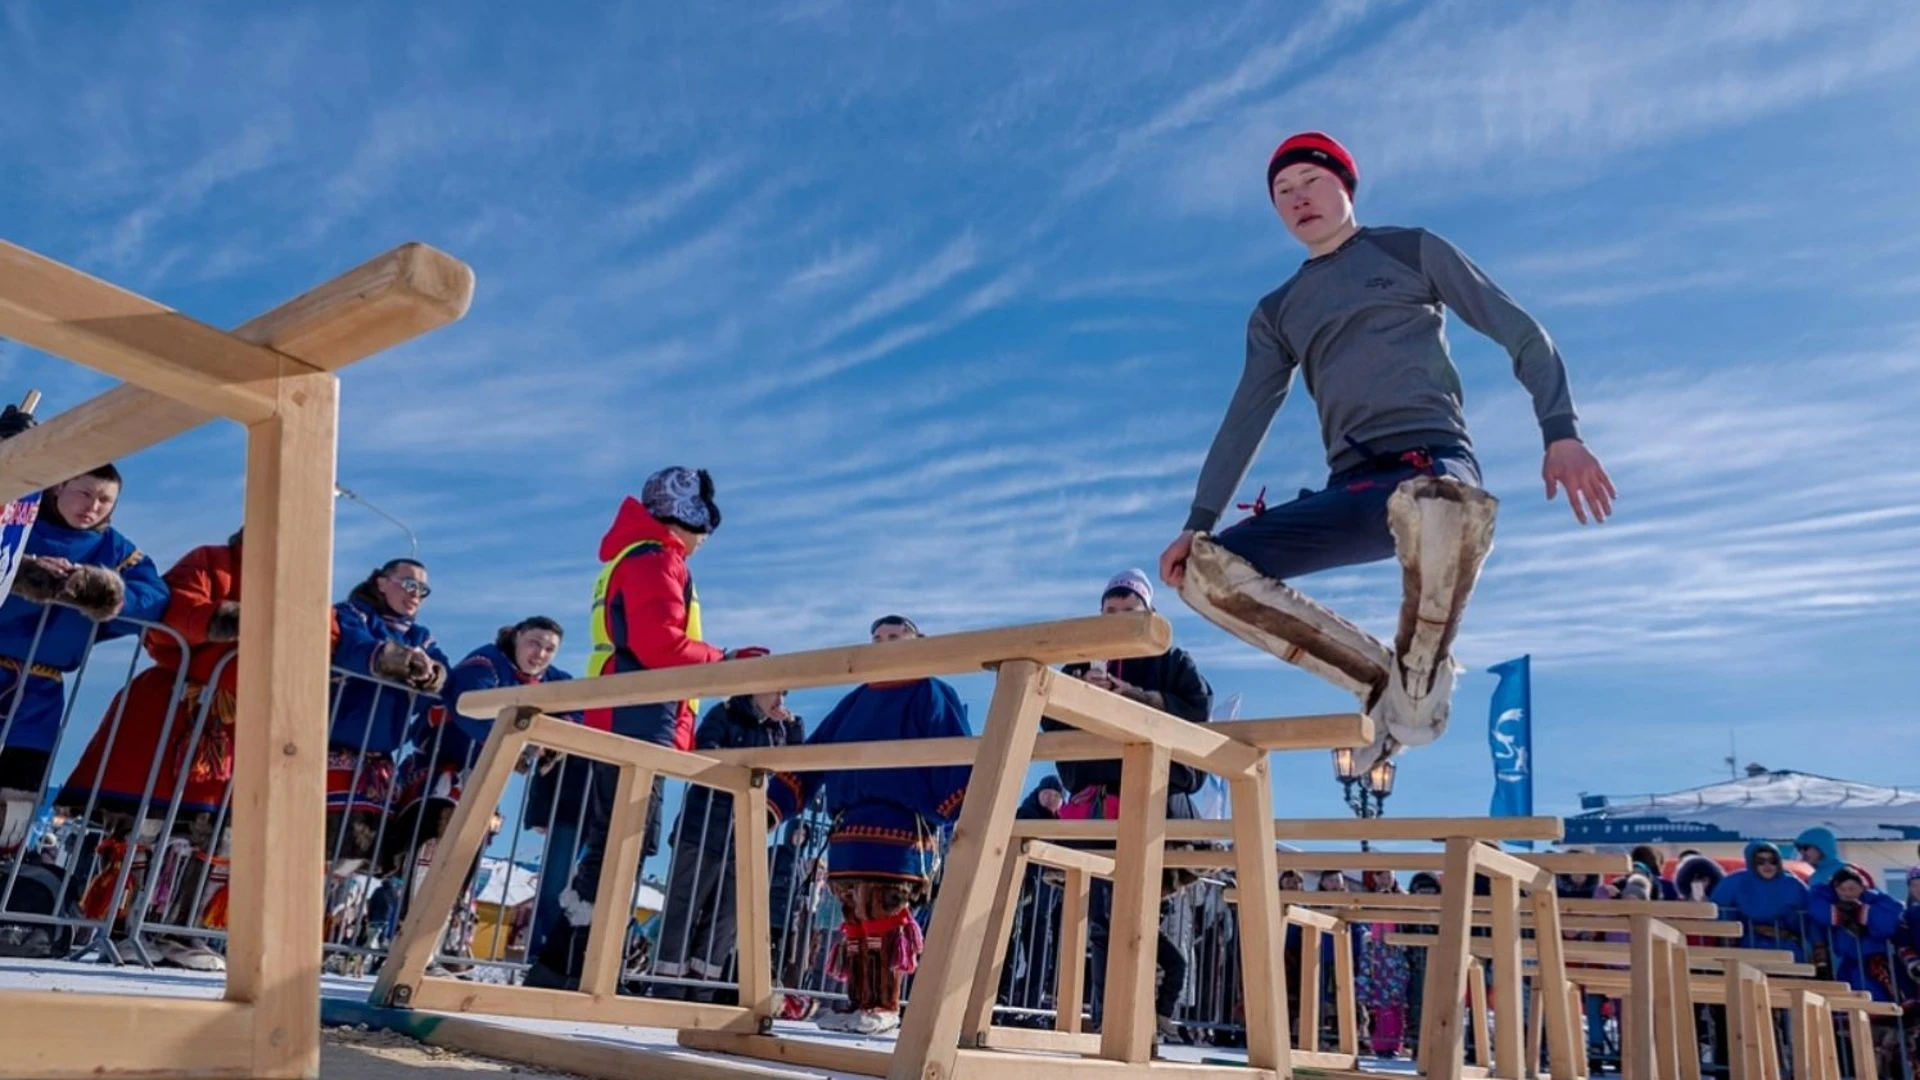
[374,708,536,1006]
[964,845,1033,1043]
[1469,961,1493,1069]
[1229,758,1292,1076]
[224,369,337,1079]
[1528,881,1581,1080]
[1847,1007,1879,1080]
[1057,867,1092,1035]
[1100,740,1171,1064]
[1568,981,1589,1080]
[1524,984,1545,1078]
[1626,917,1656,1080]
[733,773,774,1023]
[1425,838,1480,1080]
[1298,925,1323,1053]
[889,660,1048,1080]
[1332,922,1357,1060]
[579,766,655,997]
[1490,876,1524,1078]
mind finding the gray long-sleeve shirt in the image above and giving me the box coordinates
[1184,226,1579,533]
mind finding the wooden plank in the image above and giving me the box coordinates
[1283,904,1341,934]
[1331,921,1357,1060]
[1469,961,1493,1069]
[410,977,757,1032]
[1042,673,1263,776]
[707,714,1367,772]
[1011,816,1563,843]
[580,765,654,998]
[0,993,256,1079]
[375,709,536,1007]
[1024,839,1116,877]
[1665,935,1702,1080]
[1489,877,1524,1078]
[461,614,1169,717]
[1297,923,1323,1053]
[1625,917,1656,1080]
[1267,891,1713,920]
[952,1052,1275,1080]
[1056,866,1092,1035]
[732,775,774,1022]
[1228,759,1290,1075]
[223,370,336,1079]
[1386,933,1809,974]
[1318,907,1740,937]
[1472,843,1554,892]
[1426,838,1481,1080]
[1163,849,1626,875]
[423,1014,815,1080]
[525,713,754,790]
[0,242,474,501]
[1290,1051,1360,1071]
[965,847,1032,1043]
[1848,1005,1880,1080]
[678,1031,891,1077]
[976,1027,1102,1055]
[889,660,1050,1080]
[1528,884,1580,1080]
[0,239,294,419]
[1100,740,1171,1064]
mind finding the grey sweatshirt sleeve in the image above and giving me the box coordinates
[1419,230,1580,446]
[1184,303,1297,533]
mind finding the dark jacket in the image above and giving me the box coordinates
[1040,647,1212,816]
[672,696,804,852]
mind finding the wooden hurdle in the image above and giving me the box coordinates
[0,239,472,1078]
[382,612,1378,1080]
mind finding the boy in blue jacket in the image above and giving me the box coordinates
[766,615,971,1036]
[1,464,167,851]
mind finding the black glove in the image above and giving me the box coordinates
[0,405,35,440]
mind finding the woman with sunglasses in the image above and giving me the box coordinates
[324,558,451,884]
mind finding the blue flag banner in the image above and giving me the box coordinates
[1487,655,1533,849]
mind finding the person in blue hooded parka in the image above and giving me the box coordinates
[1710,841,1811,960]
[1808,866,1910,1003]
[1,463,168,824]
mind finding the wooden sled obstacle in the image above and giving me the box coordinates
[0,238,473,1078]
[378,611,1399,1080]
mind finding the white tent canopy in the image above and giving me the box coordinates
[1573,770,1920,842]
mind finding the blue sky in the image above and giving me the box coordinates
[5,0,1920,839]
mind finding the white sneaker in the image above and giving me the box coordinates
[152,936,227,972]
[815,1009,855,1032]
[843,1009,900,1036]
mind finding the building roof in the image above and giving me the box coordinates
[1569,770,1920,843]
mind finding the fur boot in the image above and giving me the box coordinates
[58,564,125,622]
[206,601,241,643]
[10,557,66,605]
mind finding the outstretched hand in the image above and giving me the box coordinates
[1158,530,1196,588]
[1543,439,1617,524]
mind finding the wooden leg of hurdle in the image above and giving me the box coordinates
[888,660,1049,1080]
[1297,922,1323,1054]
[1846,1006,1879,1080]
[1057,866,1093,1036]
[1100,741,1172,1064]
[1229,758,1292,1076]
[1470,960,1494,1071]
[1490,876,1525,1079]
[1332,920,1358,1061]
[963,842,1033,1045]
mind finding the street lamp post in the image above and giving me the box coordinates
[1332,749,1396,851]
[334,484,420,560]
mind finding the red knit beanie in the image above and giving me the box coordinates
[1267,132,1358,199]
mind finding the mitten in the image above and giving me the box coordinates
[406,649,448,694]
[371,641,414,680]
[58,564,125,622]
[725,645,771,661]
[0,405,35,440]
[10,556,67,604]
[206,601,241,643]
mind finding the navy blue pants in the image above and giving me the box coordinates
[1215,449,1482,582]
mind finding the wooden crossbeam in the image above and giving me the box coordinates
[705,714,1370,771]
[1162,848,1625,874]
[459,613,1171,717]
[1012,815,1563,844]
[1470,841,1554,891]
[520,712,754,791]
[1284,904,1342,933]
[0,993,256,1079]
[1023,839,1116,877]
[0,242,473,502]
[1266,890,1713,919]
[1042,673,1264,777]
[1386,933,1814,976]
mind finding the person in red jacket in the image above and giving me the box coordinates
[57,530,242,972]
[523,466,761,991]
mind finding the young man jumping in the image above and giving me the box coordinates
[1160,131,1615,769]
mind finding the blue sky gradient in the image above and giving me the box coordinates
[5,0,1920,832]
